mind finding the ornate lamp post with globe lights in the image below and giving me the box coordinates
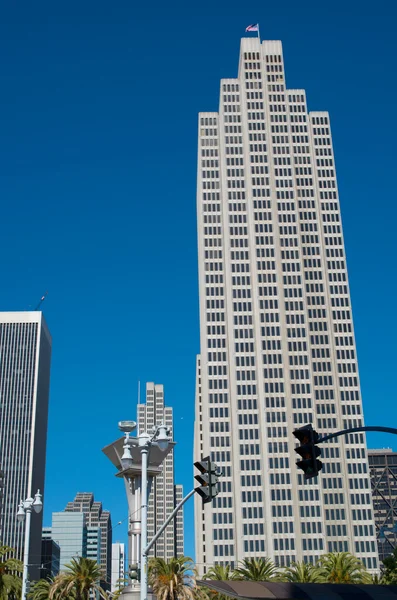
[17,490,43,599]
[103,421,173,600]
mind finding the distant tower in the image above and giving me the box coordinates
[137,383,184,559]
[65,493,112,590]
[111,542,126,592]
[0,312,52,581]
[194,37,378,572]
[174,484,184,557]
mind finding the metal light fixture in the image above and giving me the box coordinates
[156,425,170,452]
[17,502,25,523]
[121,433,134,470]
[33,490,43,514]
[138,431,150,448]
[17,489,42,599]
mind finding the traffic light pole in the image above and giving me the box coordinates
[317,426,397,444]
[143,488,195,558]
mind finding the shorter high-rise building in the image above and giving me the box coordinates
[49,512,87,572]
[111,543,125,592]
[137,383,184,560]
[65,493,112,590]
[40,536,60,580]
[368,449,397,562]
[87,527,101,565]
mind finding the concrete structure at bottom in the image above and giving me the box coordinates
[200,579,397,600]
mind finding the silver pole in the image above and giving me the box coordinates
[144,489,195,557]
[21,506,32,599]
[140,445,149,600]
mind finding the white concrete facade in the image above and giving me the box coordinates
[111,542,126,592]
[194,38,378,573]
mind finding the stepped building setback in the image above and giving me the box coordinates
[194,37,378,573]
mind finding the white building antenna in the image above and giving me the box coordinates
[34,291,48,311]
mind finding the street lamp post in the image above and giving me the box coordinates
[103,422,172,600]
[17,490,43,599]
[133,426,170,600]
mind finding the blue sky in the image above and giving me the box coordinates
[0,0,396,560]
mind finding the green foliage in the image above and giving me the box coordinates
[49,557,107,600]
[316,552,371,584]
[29,578,58,600]
[196,552,386,589]
[148,556,196,600]
[382,548,397,584]
[202,563,235,600]
[0,543,23,600]
[233,558,280,582]
[282,561,323,583]
[111,577,129,600]
[203,565,235,581]
[371,573,389,585]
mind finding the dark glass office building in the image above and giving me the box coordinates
[368,449,397,562]
[0,312,52,581]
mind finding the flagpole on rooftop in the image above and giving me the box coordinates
[258,24,261,42]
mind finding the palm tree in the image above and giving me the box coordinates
[30,578,57,600]
[49,557,107,600]
[316,552,371,584]
[371,573,389,585]
[202,563,235,600]
[148,556,196,600]
[111,577,129,599]
[233,558,280,581]
[203,565,235,581]
[282,561,322,583]
[0,543,23,600]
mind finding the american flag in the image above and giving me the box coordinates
[246,24,259,32]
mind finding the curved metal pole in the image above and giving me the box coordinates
[144,488,195,557]
[318,426,397,444]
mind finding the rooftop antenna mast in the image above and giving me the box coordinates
[35,291,48,311]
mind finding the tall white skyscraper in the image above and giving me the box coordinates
[0,312,52,580]
[137,383,184,559]
[194,37,378,573]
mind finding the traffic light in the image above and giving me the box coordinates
[129,563,140,582]
[194,456,222,504]
[293,424,322,480]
